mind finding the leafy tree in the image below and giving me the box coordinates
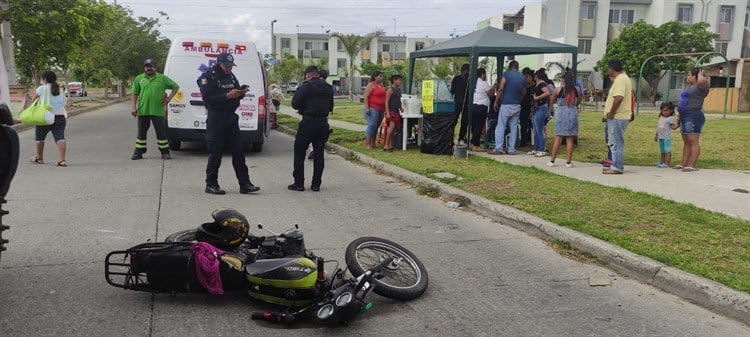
[431,58,452,80]
[412,59,431,81]
[596,20,715,105]
[2,0,108,83]
[359,61,384,80]
[274,53,305,85]
[311,57,329,72]
[446,57,470,74]
[74,5,170,93]
[330,30,383,100]
[383,62,406,85]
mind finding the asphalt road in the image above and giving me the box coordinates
[0,102,747,336]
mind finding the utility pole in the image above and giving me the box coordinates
[270,19,277,59]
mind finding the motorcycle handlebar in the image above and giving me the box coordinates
[251,311,296,324]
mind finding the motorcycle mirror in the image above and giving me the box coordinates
[257,223,279,236]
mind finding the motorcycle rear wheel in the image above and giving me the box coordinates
[164,229,197,243]
[345,237,428,301]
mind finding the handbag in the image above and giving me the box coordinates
[19,85,55,126]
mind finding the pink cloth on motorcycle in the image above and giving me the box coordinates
[191,242,225,295]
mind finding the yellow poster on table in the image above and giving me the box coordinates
[421,80,434,114]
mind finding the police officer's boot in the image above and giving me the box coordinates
[240,182,260,194]
[205,184,226,195]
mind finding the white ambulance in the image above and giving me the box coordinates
[163,37,270,152]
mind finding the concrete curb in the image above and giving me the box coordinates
[278,123,750,326]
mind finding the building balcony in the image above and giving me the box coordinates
[298,49,328,59]
[607,23,626,43]
[579,18,596,38]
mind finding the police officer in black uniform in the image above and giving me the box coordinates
[288,65,334,192]
[197,52,260,195]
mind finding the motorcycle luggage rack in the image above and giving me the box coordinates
[105,242,192,293]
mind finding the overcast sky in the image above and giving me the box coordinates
[108,0,539,54]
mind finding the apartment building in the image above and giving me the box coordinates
[483,0,748,101]
[272,32,447,92]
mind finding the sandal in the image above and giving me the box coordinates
[672,165,684,170]
[602,168,623,175]
[57,160,68,167]
[30,156,44,164]
[681,167,697,172]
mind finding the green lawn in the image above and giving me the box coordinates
[277,112,750,294]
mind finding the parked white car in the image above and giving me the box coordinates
[66,82,87,97]
[286,81,299,94]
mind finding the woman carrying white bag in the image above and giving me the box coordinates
[28,71,68,167]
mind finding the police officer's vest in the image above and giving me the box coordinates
[299,79,332,118]
[198,66,241,112]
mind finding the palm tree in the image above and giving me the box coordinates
[331,30,384,100]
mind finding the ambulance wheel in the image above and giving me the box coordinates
[345,237,428,301]
[168,139,181,151]
[164,229,196,242]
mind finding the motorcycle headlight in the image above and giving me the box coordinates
[335,292,353,307]
[316,304,335,321]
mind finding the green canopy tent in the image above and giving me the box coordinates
[407,26,578,146]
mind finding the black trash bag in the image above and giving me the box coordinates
[420,113,454,155]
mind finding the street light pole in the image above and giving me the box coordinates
[270,19,277,58]
[393,18,396,35]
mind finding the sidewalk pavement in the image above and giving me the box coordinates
[278,105,750,325]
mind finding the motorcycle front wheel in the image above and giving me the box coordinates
[164,229,197,242]
[345,237,428,301]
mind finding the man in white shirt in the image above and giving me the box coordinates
[469,68,494,151]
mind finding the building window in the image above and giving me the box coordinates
[677,5,692,24]
[415,42,425,50]
[719,6,734,24]
[609,9,634,24]
[578,39,592,54]
[503,23,515,31]
[281,38,290,48]
[304,41,328,50]
[579,2,597,37]
[669,74,686,90]
[581,2,596,19]
[338,40,345,51]
[382,44,390,52]
[337,58,347,68]
[745,10,749,27]
[715,42,728,55]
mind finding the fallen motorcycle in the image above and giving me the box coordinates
[105,208,428,326]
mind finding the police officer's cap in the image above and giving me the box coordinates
[217,53,237,67]
[304,65,319,75]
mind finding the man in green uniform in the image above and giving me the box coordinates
[130,58,179,160]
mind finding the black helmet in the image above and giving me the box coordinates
[195,208,249,250]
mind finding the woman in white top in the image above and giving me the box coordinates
[469,68,494,151]
[29,70,68,166]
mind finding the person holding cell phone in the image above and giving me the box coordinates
[197,52,260,195]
